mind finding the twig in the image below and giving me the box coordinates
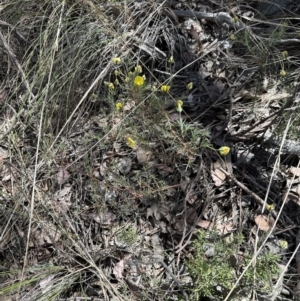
[219,167,278,219]
[132,259,189,301]
[233,165,278,201]
[0,19,29,43]
[213,85,235,139]
[175,163,202,255]
[0,30,35,100]
[172,10,243,30]
[219,167,264,206]
[0,29,36,141]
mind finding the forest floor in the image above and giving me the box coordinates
[0,1,300,300]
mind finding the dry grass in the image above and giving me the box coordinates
[0,0,300,300]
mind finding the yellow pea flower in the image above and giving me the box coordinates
[279,240,288,249]
[230,34,236,41]
[280,69,286,77]
[282,51,288,58]
[266,203,275,212]
[127,137,136,148]
[135,65,142,74]
[161,85,171,93]
[176,100,183,112]
[134,76,144,86]
[113,57,121,64]
[114,70,120,76]
[218,146,230,156]
[187,82,193,90]
[168,55,174,64]
[104,81,114,90]
[115,102,123,111]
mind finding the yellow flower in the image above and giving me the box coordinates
[230,34,236,41]
[151,85,157,92]
[176,100,183,112]
[218,146,230,156]
[114,70,120,76]
[128,71,134,77]
[282,51,288,58]
[134,76,144,87]
[266,203,275,212]
[115,102,123,111]
[127,137,136,148]
[113,57,121,64]
[114,78,119,85]
[279,240,288,249]
[187,82,193,90]
[168,55,174,64]
[280,69,286,77]
[161,85,171,93]
[104,81,115,90]
[135,65,142,74]
[124,77,130,82]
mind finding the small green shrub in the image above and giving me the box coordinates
[186,230,279,300]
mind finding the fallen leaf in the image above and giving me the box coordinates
[39,274,55,294]
[196,220,211,229]
[288,167,300,177]
[211,162,226,187]
[57,169,70,185]
[136,147,153,164]
[196,220,235,235]
[123,100,135,111]
[254,214,273,232]
[113,259,124,281]
[169,113,180,121]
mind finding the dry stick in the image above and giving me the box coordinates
[132,259,189,301]
[0,30,36,141]
[223,116,294,301]
[0,19,29,43]
[172,10,244,30]
[233,165,278,201]
[213,85,234,139]
[219,167,266,208]
[17,2,65,300]
[250,118,289,298]
[63,214,123,301]
[175,162,202,264]
[294,233,300,299]
[269,158,300,300]
[0,31,34,100]
[233,85,298,139]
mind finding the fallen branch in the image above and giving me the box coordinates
[0,29,36,141]
[172,10,243,30]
